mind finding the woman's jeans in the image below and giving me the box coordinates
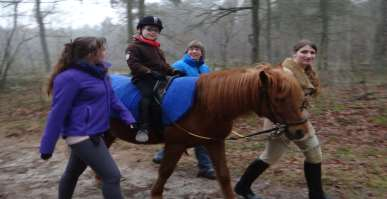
[154,145,214,172]
[59,137,123,199]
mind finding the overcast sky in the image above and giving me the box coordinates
[0,0,159,29]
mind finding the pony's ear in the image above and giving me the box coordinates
[259,70,270,89]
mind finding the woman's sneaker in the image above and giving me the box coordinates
[135,129,149,142]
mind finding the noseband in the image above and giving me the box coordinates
[260,86,308,133]
[227,86,309,141]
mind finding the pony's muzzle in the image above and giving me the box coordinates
[285,127,308,141]
[285,129,304,140]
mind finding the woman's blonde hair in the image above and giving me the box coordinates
[46,37,106,95]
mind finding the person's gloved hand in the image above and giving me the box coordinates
[173,70,186,77]
[150,71,166,80]
[40,153,52,160]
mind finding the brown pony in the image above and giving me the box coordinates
[105,65,309,199]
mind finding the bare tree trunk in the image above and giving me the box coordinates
[25,42,38,70]
[35,0,51,72]
[217,0,238,67]
[0,1,19,87]
[265,0,272,63]
[138,0,145,19]
[126,0,134,43]
[318,0,329,70]
[274,0,285,61]
[220,26,232,67]
[1,36,34,85]
[0,1,20,79]
[346,3,354,69]
[382,0,387,68]
[0,1,19,79]
[372,0,387,68]
[250,0,260,64]
[0,1,36,88]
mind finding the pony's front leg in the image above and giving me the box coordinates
[205,141,235,199]
[151,143,185,199]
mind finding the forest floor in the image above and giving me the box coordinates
[0,73,386,199]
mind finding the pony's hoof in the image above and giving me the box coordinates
[150,195,163,199]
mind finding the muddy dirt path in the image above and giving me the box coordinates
[0,132,308,199]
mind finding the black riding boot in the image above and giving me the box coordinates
[304,162,329,199]
[234,159,269,199]
[136,97,152,142]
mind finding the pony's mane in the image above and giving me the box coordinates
[195,65,301,119]
[268,66,301,99]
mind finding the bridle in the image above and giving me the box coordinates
[260,84,308,127]
[153,80,309,141]
[227,80,311,142]
[165,85,309,141]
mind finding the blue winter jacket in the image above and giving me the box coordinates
[172,54,210,76]
[40,62,136,154]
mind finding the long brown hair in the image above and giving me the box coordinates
[293,39,320,95]
[46,37,106,95]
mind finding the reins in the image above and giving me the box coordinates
[227,124,286,140]
[150,71,317,152]
[171,120,287,141]
[152,77,308,142]
[152,78,291,141]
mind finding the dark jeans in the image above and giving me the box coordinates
[59,137,123,199]
[134,76,157,129]
[154,145,214,172]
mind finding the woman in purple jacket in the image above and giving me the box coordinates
[39,36,136,199]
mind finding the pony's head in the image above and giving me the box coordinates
[257,67,309,141]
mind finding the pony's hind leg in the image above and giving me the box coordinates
[205,141,235,199]
[151,143,185,199]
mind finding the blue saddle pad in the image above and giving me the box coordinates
[110,74,198,125]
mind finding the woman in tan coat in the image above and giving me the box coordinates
[234,39,329,199]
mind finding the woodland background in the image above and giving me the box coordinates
[0,0,386,198]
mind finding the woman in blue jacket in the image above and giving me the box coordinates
[153,40,215,180]
[39,37,136,199]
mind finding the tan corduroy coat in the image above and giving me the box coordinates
[281,58,321,98]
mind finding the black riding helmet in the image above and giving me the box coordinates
[137,16,163,32]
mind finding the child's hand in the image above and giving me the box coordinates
[150,71,166,80]
[174,70,186,77]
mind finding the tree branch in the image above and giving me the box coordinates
[186,6,251,31]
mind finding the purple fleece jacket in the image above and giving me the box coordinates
[40,67,135,154]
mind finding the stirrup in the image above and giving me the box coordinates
[135,129,149,142]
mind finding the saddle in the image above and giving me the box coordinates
[148,76,176,133]
[152,76,175,104]
[110,74,198,129]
